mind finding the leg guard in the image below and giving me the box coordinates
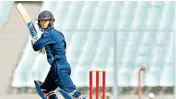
[59,89,86,99]
[59,90,72,99]
[34,80,47,99]
[48,91,58,99]
[70,90,86,99]
[34,80,58,99]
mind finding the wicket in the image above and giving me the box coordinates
[89,69,106,99]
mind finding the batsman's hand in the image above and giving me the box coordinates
[31,39,37,44]
[39,48,45,54]
[31,40,45,54]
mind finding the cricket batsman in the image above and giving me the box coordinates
[31,10,86,99]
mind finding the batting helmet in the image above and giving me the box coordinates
[37,10,55,21]
[37,10,55,28]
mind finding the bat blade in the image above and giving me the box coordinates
[16,3,38,40]
[16,3,31,24]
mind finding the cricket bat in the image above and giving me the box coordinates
[16,3,38,40]
[16,3,45,54]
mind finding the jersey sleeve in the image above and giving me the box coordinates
[32,32,54,51]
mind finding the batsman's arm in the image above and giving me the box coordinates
[32,32,54,51]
